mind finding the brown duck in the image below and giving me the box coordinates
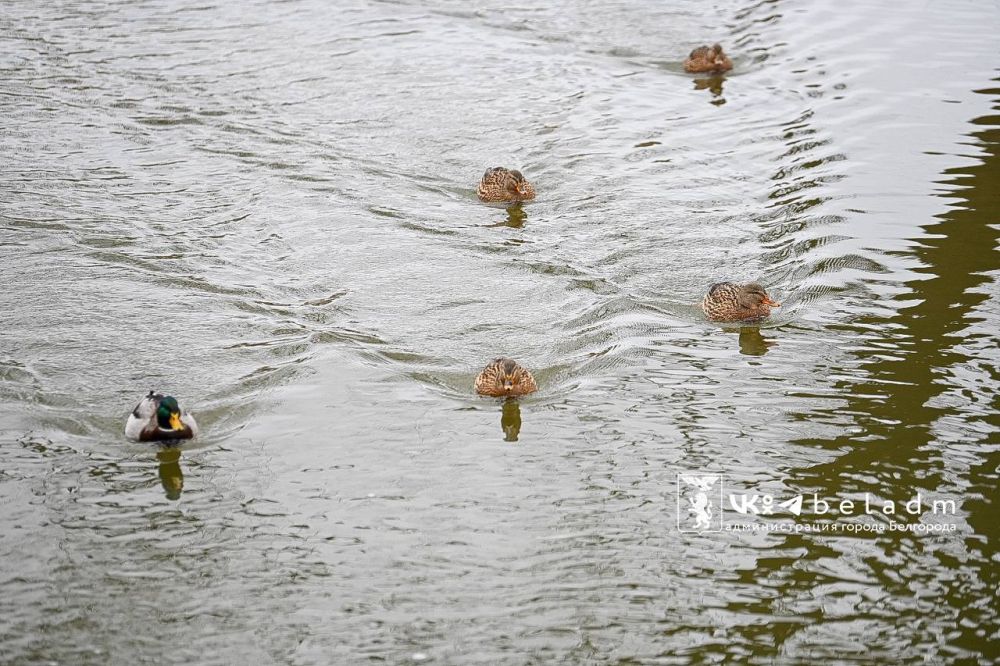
[701,282,780,322]
[475,357,538,397]
[477,167,536,203]
[684,44,733,74]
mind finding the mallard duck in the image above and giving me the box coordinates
[701,282,780,322]
[477,167,536,203]
[683,44,733,74]
[475,357,538,397]
[125,391,199,441]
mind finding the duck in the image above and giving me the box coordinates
[701,282,780,322]
[477,167,536,203]
[125,391,199,441]
[475,357,538,397]
[683,44,733,74]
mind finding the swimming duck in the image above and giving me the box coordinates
[701,282,780,322]
[475,357,538,397]
[477,167,536,203]
[125,391,199,441]
[684,44,733,74]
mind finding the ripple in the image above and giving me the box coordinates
[1,0,998,663]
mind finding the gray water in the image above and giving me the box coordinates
[1,0,998,663]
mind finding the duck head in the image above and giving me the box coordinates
[739,283,780,312]
[156,395,184,431]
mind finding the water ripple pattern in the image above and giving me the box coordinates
[1,0,997,663]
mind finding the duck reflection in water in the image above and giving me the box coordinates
[500,399,522,442]
[738,326,776,356]
[693,75,727,106]
[156,446,184,500]
[488,203,527,229]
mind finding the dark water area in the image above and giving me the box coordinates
[1,0,998,663]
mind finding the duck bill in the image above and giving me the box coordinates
[169,412,183,430]
[503,380,514,392]
[763,297,781,307]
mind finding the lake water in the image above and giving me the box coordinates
[1,0,998,663]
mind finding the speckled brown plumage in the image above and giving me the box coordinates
[477,167,536,203]
[475,357,538,397]
[701,282,780,322]
[684,44,733,74]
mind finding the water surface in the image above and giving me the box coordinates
[1,0,998,663]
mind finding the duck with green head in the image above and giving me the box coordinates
[125,391,199,441]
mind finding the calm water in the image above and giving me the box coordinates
[2,0,998,663]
